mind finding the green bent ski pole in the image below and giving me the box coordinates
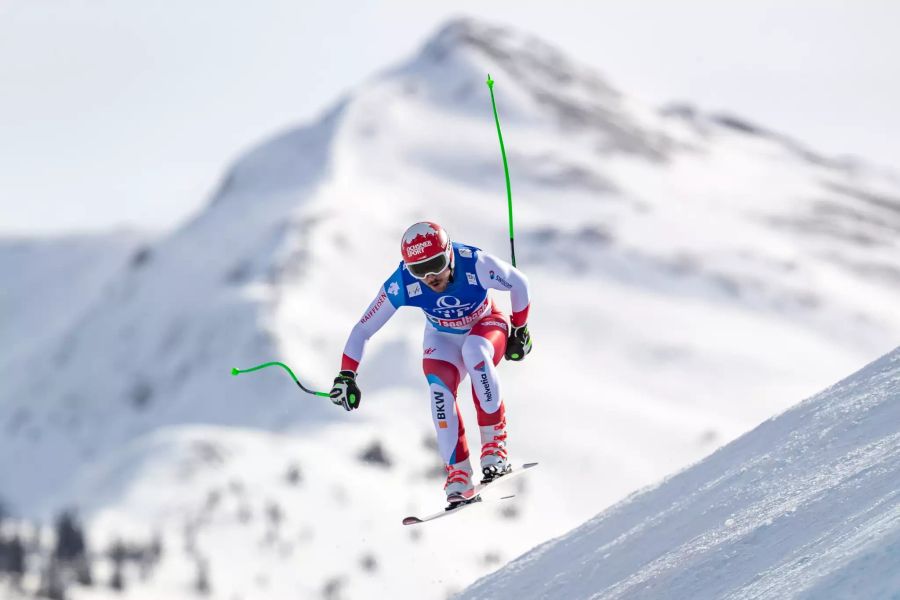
[486,74,517,267]
[231,362,330,398]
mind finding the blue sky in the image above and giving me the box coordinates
[1,0,898,235]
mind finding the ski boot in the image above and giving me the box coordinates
[480,421,512,484]
[444,460,476,507]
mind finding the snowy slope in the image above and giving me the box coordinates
[0,107,344,512]
[3,17,900,600]
[461,347,900,600]
[0,230,144,367]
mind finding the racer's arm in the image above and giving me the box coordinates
[332,273,407,411]
[340,268,407,372]
[341,287,397,372]
[474,251,531,327]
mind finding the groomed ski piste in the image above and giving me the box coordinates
[461,347,900,599]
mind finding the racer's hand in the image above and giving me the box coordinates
[505,325,532,361]
[330,370,361,411]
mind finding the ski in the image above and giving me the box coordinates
[472,461,538,496]
[402,462,538,526]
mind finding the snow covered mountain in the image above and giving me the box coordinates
[461,346,900,599]
[0,230,144,370]
[2,17,900,600]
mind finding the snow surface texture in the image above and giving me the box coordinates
[2,17,900,600]
[462,347,900,600]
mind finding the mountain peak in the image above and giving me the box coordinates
[424,17,499,49]
[392,17,670,159]
[416,17,620,101]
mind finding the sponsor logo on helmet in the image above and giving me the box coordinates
[405,240,432,257]
[407,281,422,297]
[424,347,437,356]
[387,282,400,296]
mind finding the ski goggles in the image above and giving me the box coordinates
[407,251,451,279]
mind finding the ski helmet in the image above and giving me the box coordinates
[401,221,452,278]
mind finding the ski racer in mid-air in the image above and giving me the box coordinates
[329,221,533,503]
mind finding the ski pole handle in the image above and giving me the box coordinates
[231,362,330,397]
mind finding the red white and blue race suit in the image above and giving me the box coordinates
[340,241,531,467]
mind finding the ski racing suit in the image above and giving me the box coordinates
[340,242,531,467]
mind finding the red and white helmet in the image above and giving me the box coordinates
[401,221,452,278]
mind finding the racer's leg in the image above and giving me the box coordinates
[461,313,508,422]
[461,314,510,474]
[422,327,469,466]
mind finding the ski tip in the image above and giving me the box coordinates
[402,516,423,526]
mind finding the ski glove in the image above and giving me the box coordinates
[330,370,361,411]
[505,324,532,361]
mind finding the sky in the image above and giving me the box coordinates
[1,0,898,236]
